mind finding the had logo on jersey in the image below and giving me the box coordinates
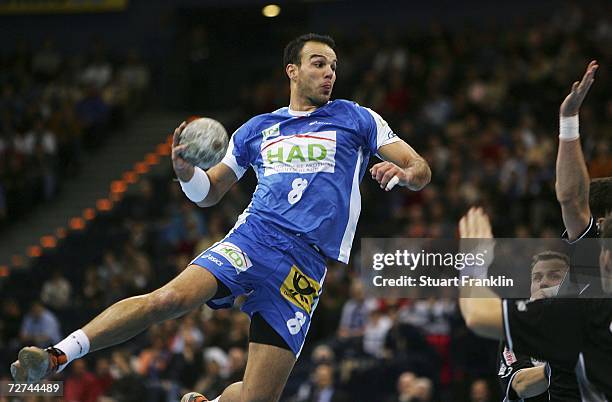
[210,242,252,274]
[280,265,321,314]
[261,131,336,176]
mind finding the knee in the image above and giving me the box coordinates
[145,287,193,320]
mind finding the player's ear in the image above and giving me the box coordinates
[286,64,298,81]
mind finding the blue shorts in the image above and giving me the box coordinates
[191,215,327,357]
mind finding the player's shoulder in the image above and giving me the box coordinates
[329,98,367,113]
[328,99,379,123]
[234,112,284,138]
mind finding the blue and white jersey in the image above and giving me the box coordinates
[221,99,400,263]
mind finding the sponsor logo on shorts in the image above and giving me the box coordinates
[498,359,512,377]
[502,346,517,366]
[280,265,321,314]
[286,311,307,335]
[261,131,336,176]
[210,242,252,273]
[202,254,223,266]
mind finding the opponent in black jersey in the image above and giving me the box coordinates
[555,59,609,298]
[497,252,581,401]
[502,298,612,401]
[459,207,612,402]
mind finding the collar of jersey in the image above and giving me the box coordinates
[287,101,331,117]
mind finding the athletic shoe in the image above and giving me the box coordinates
[10,346,67,382]
[181,392,209,402]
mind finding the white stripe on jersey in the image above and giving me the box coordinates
[338,147,364,263]
[365,107,401,149]
[221,134,247,180]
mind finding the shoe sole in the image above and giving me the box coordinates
[180,392,209,402]
[17,347,49,382]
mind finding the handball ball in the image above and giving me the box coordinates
[178,117,229,170]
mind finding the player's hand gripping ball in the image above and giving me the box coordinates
[177,118,229,170]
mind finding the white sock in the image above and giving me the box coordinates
[53,329,90,372]
[211,397,220,402]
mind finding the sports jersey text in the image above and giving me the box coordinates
[261,131,336,176]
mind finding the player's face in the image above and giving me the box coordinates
[599,248,612,293]
[296,41,337,107]
[530,259,568,297]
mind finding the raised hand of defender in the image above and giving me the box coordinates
[459,207,495,273]
[560,60,598,117]
[459,207,493,239]
[172,121,195,182]
[370,161,410,191]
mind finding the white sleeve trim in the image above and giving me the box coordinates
[561,216,594,244]
[502,299,513,351]
[364,107,400,150]
[221,136,247,180]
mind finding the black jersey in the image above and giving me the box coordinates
[498,342,550,401]
[502,298,612,401]
[559,216,603,297]
[498,342,581,401]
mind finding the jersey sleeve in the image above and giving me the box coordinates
[561,216,598,243]
[559,216,603,297]
[221,123,253,180]
[502,299,583,366]
[354,104,401,154]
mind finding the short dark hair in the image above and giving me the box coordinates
[530,250,570,272]
[589,177,612,218]
[283,33,336,67]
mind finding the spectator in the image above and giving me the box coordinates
[469,379,492,402]
[64,360,104,402]
[337,279,373,355]
[386,371,417,402]
[20,302,61,347]
[362,307,393,358]
[294,363,349,402]
[40,270,72,311]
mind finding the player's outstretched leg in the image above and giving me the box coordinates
[182,342,295,402]
[11,265,219,382]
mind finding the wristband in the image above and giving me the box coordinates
[179,167,210,202]
[559,115,579,141]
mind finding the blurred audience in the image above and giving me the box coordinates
[0,38,150,229]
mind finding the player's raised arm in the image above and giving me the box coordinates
[457,207,504,340]
[555,60,598,240]
[372,139,431,191]
[172,121,238,207]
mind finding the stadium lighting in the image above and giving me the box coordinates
[262,4,281,17]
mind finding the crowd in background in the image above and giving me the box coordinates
[0,38,150,229]
[1,2,612,402]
